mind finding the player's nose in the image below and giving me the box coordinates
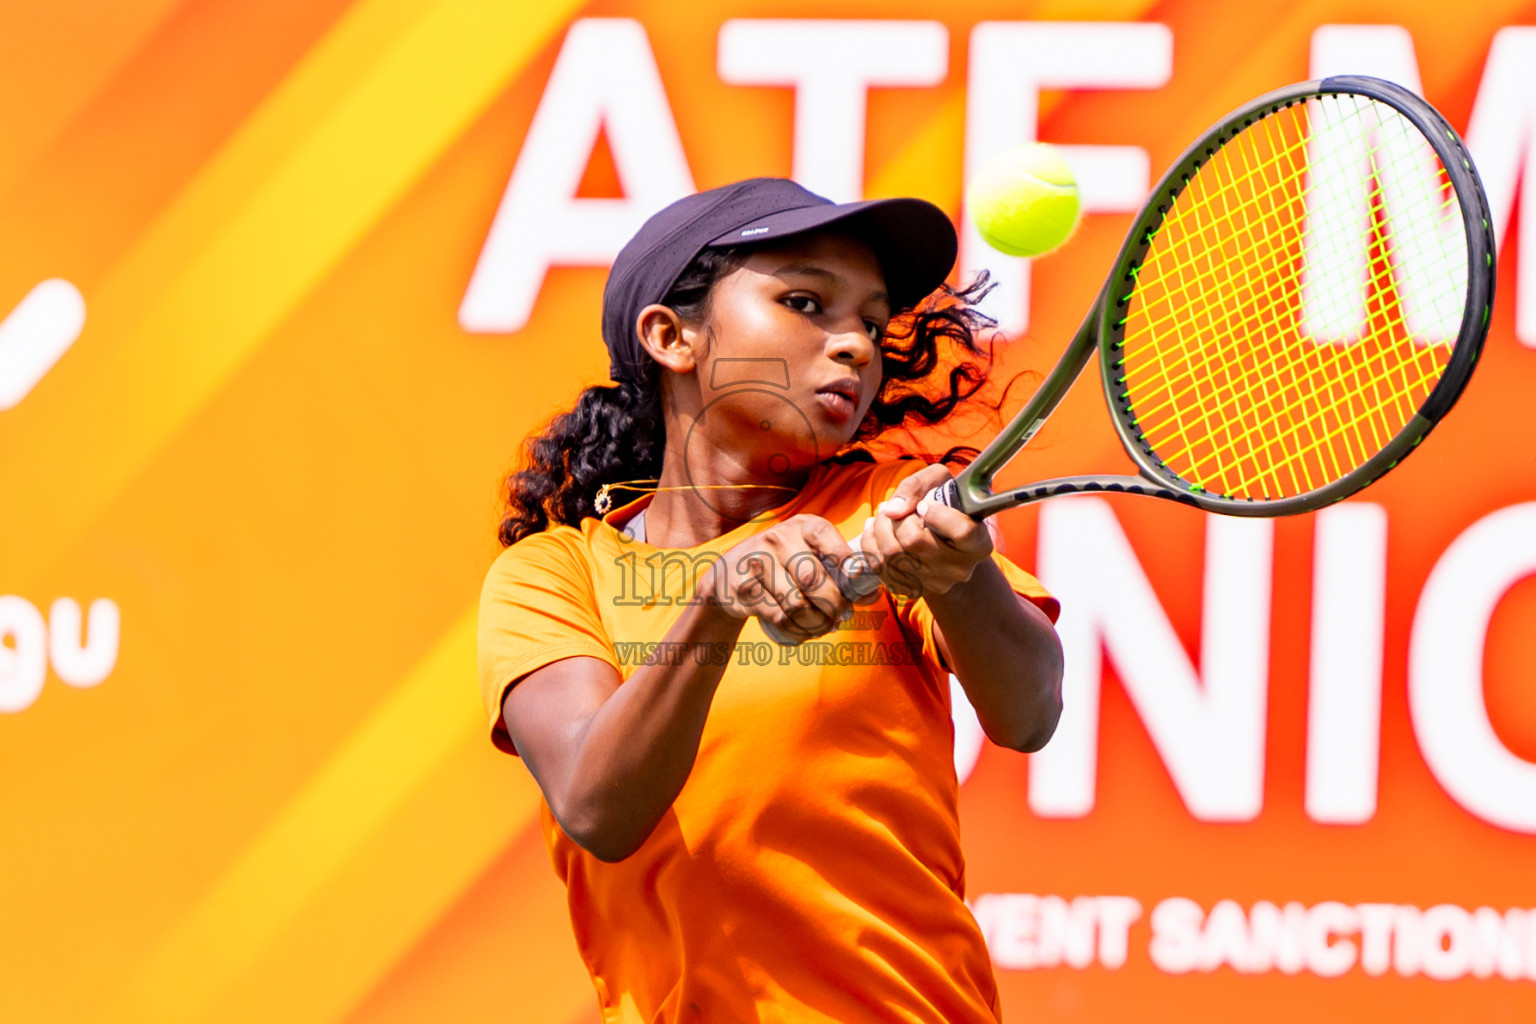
[826,321,877,368]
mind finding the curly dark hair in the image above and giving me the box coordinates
[497,246,998,546]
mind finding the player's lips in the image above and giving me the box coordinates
[815,379,861,419]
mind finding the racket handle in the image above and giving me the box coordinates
[927,476,961,510]
[761,477,963,644]
[760,537,882,646]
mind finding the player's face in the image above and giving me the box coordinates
[684,232,889,477]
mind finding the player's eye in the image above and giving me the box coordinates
[864,320,884,343]
[783,294,821,315]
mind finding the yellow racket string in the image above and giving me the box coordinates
[1200,175,1456,494]
[1128,98,1453,434]
[1131,116,1441,438]
[1118,93,1464,500]
[1138,125,1315,484]
[1128,97,1458,494]
[1139,218,1447,482]
[1134,161,1454,497]
[1131,110,1457,472]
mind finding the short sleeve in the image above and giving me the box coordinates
[478,531,619,755]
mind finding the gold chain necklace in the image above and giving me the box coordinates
[593,479,798,516]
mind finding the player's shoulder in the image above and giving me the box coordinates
[482,522,594,592]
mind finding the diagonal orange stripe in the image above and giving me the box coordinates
[0,0,192,196]
[96,606,543,1024]
[0,0,580,592]
[340,819,595,1024]
[213,732,542,1024]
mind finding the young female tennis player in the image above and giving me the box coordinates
[479,178,1064,1023]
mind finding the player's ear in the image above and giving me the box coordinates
[636,304,697,374]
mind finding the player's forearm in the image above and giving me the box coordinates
[553,600,745,862]
[928,561,1064,752]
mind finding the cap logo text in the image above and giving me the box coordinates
[740,227,770,236]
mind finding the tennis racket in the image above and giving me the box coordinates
[928,74,1492,520]
[762,75,1492,645]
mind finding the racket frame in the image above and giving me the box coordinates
[939,75,1495,521]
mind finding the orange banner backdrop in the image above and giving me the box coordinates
[1,2,1534,1022]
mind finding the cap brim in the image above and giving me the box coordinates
[707,197,957,312]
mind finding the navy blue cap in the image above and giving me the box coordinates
[602,178,957,383]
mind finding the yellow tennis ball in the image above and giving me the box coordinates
[967,142,1081,258]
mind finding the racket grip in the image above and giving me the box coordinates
[760,538,882,646]
[927,477,961,510]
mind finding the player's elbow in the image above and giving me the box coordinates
[1012,685,1063,752]
[553,796,655,863]
[558,809,643,863]
[992,651,1065,753]
[985,689,1061,753]
[576,832,643,864]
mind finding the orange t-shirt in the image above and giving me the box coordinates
[478,459,1058,1023]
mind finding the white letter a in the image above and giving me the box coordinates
[459,19,695,333]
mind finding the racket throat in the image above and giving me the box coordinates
[952,297,1104,518]
[1001,474,1202,512]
